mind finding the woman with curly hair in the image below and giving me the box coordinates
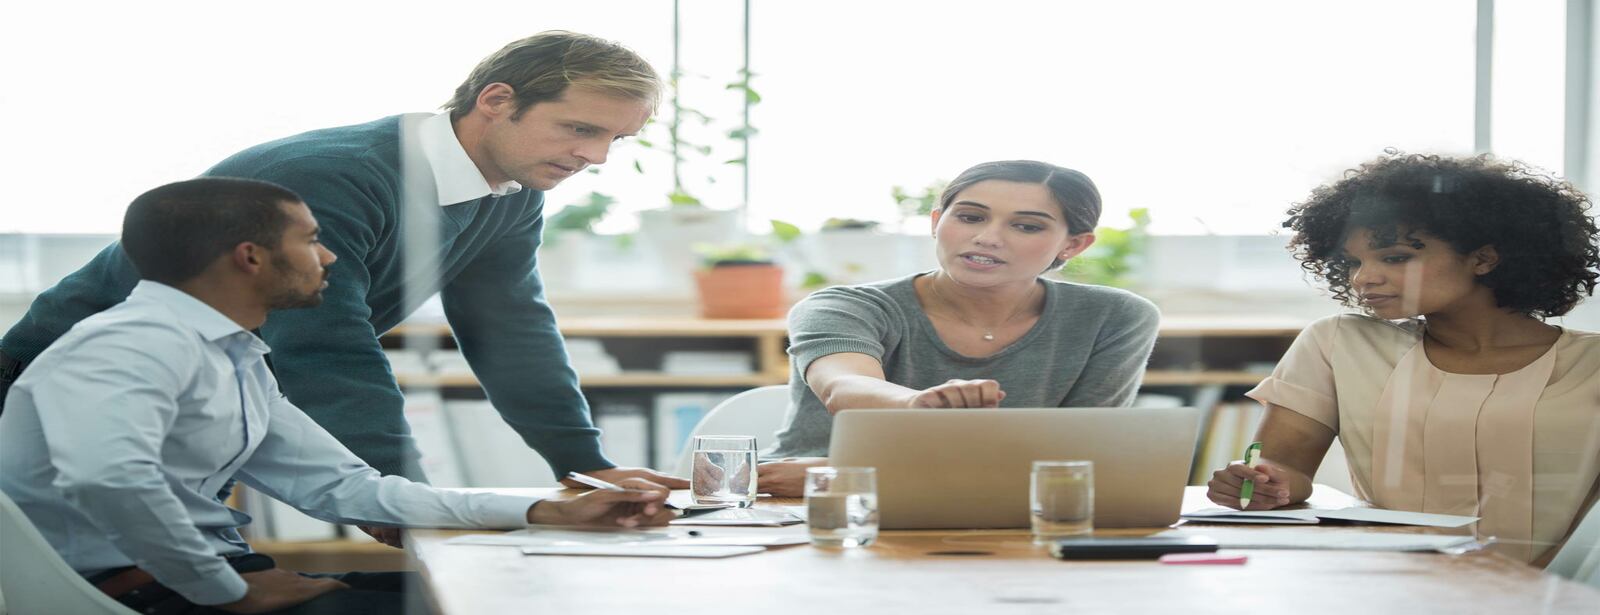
[1204,152,1600,564]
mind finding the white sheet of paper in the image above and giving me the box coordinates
[1157,528,1479,552]
[520,545,766,558]
[1181,506,1480,528]
[669,507,804,527]
[1312,507,1479,528]
[448,528,675,547]
[447,526,809,548]
[1181,508,1321,524]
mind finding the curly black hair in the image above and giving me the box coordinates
[1284,151,1600,318]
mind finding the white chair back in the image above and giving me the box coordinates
[1548,498,1600,588]
[673,385,792,477]
[0,490,137,614]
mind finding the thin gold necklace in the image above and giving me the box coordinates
[926,275,1040,342]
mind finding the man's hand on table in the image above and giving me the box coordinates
[560,466,690,490]
[528,477,674,527]
[356,525,404,548]
[218,569,348,614]
[756,457,830,498]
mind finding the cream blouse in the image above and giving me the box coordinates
[1247,315,1600,562]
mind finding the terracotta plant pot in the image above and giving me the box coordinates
[694,263,786,319]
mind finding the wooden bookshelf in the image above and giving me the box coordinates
[386,317,792,386]
[253,539,408,573]
[254,539,397,555]
[384,316,1302,392]
[395,372,787,389]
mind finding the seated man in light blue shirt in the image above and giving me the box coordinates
[0,177,671,615]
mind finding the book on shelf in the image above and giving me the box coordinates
[442,399,560,488]
[1191,401,1264,485]
[405,388,467,488]
[660,351,754,376]
[595,400,650,470]
[651,392,734,471]
[262,499,339,541]
[427,351,474,378]
[566,338,622,376]
[383,349,431,380]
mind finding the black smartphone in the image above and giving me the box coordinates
[1049,536,1220,560]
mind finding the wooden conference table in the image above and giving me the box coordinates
[407,487,1600,614]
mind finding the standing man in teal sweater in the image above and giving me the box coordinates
[0,31,685,496]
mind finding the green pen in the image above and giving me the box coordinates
[1239,442,1263,509]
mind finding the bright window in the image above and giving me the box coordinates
[0,1,1528,238]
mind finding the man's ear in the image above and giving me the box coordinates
[232,242,266,275]
[475,83,518,120]
[1470,244,1500,276]
[1058,232,1097,262]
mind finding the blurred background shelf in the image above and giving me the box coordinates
[395,373,787,389]
[252,539,409,573]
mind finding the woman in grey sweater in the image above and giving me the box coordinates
[758,160,1161,496]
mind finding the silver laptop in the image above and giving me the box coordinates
[828,407,1202,530]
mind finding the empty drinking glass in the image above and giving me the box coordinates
[691,435,758,507]
[805,466,879,548]
[1032,460,1093,544]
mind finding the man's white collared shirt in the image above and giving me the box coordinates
[414,112,521,206]
[0,281,537,605]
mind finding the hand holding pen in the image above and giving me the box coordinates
[524,473,673,527]
[1204,442,1293,510]
[1239,442,1262,508]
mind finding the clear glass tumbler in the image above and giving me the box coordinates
[805,466,879,548]
[1031,460,1094,544]
[690,435,758,507]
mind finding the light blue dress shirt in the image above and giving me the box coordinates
[0,281,539,605]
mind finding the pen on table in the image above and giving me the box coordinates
[565,471,681,510]
[1239,441,1263,509]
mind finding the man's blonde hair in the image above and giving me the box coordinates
[445,31,661,120]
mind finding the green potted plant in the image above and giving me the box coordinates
[796,182,947,286]
[820,217,880,231]
[635,68,759,285]
[546,191,615,240]
[892,179,947,233]
[769,219,831,291]
[540,191,617,291]
[1057,208,1151,289]
[692,243,786,319]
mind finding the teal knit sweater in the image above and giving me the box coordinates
[1,115,610,480]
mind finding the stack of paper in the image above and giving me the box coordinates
[594,402,649,469]
[566,338,621,376]
[404,388,467,487]
[651,392,734,470]
[447,526,807,559]
[427,351,474,378]
[443,399,559,487]
[661,351,753,375]
[383,350,431,380]
[1182,506,1478,528]
[1156,528,1480,553]
[669,507,805,527]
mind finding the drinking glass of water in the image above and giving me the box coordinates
[1031,460,1093,544]
[805,466,878,548]
[690,435,758,507]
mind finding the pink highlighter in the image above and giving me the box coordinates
[1158,552,1249,565]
